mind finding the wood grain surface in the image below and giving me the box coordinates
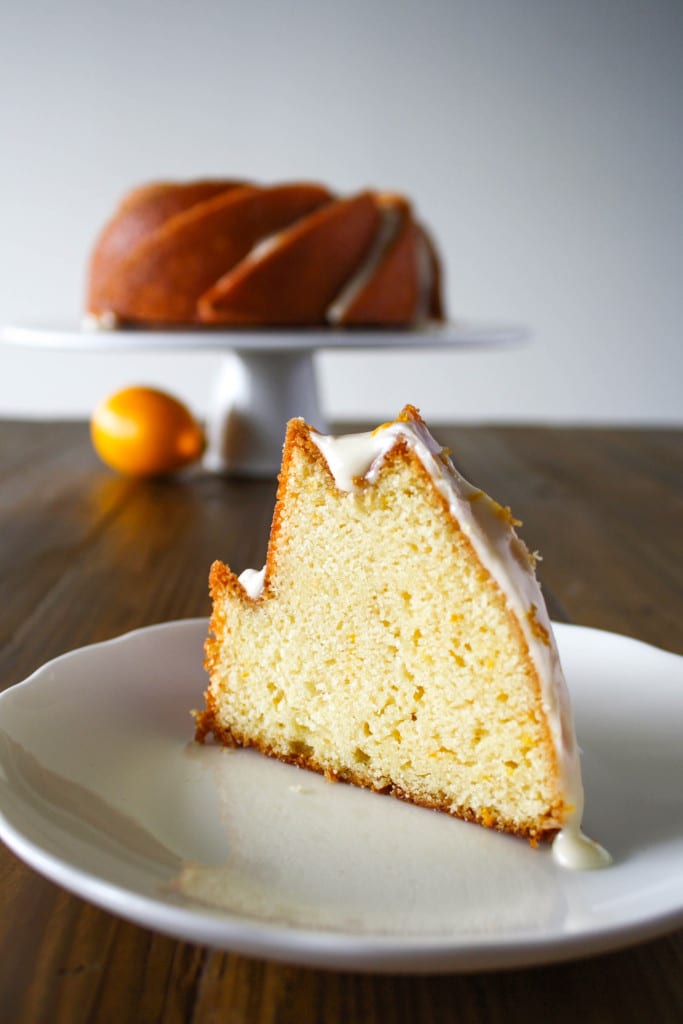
[0,419,681,1023]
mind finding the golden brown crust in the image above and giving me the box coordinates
[193,721,561,842]
[87,179,445,327]
[337,196,420,325]
[88,180,247,317]
[198,192,382,326]
[419,225,445,321]
[92,184,333,324]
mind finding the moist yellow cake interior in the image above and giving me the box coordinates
[201,424,567,840]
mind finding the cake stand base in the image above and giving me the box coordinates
[203,350,327,477]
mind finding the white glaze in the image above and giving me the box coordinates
[238,565,266,599]
[552,827,612,870]
[82,310,120,330]
[308,412,610,869]
[244,231,283,266]
[327,204,402,324]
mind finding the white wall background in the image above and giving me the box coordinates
[1,0,681,425]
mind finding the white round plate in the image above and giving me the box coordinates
[0,319,528,352]
[0,619,681,973]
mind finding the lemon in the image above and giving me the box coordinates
[90,386,205,477]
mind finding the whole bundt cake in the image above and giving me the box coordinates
[86,179,445,327]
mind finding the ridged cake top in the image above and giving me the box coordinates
[305,406,610,869]
[86,179,444,327]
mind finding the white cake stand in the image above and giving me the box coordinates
[1,321,527,476]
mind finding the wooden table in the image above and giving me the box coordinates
[0,420,681,1023]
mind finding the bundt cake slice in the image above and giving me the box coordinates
[197,407,609,865]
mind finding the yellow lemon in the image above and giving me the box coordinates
[90,386,205,477]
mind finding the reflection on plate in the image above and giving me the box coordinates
[0,619,681,972]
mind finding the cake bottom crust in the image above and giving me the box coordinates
[193,707,561,845]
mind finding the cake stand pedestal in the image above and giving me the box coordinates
[0,322,527,477]
[203,349,325,475]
